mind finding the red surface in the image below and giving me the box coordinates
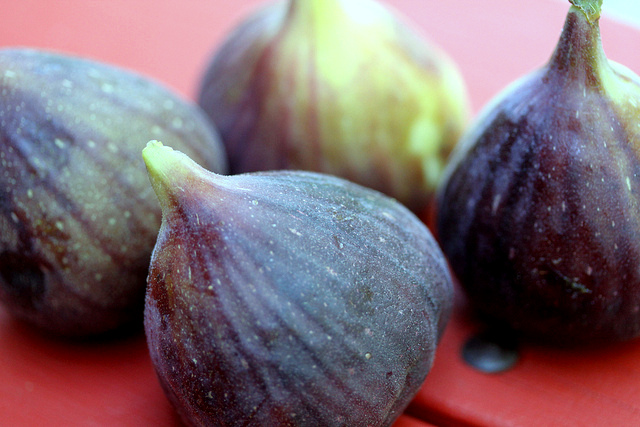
[2,1,640,426]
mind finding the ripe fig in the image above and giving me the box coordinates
[0,48,228,337]
[197,0,470,214]
[436,0,640,344]
[142,140,453,426]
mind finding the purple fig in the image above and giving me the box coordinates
[0,48,228,337]
[436,0,640,344]
[197,0,470,214]
[142,140,453,426]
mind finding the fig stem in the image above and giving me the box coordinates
[286,0,345,28]
[569,0,602,23]
[142,140,209,215]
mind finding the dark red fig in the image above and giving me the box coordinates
[0,48,227,337]
[437,0,640,344]
[142,141,453,426]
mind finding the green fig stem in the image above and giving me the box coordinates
[142,140,212,216]
[569,0,603,24]
[286,0,346,29]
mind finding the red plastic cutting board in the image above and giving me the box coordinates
[2,1,640,426]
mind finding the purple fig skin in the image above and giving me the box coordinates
[436,4,640,344]
[142,142,453,426]
[0,49,228,337]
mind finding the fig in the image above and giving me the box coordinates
[0,48,228,337]
[196,0,470,214]
[142,140,453,426]
[436,0,640,344]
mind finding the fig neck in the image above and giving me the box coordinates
[142,141,215,219]
[546,4,609,90]
[284,0,348,31]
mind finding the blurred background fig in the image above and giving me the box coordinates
[436,0,640,344]
[0,48,228,337]
[197,0,470,215]
[142,141,453,426]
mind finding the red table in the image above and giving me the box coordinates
[2,1,640,425]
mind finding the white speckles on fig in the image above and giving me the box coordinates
[142,141,453,426]
[437,0,640,344]
[0,48,228,336]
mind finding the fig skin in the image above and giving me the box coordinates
[142,141,453,426]
[0,48,228,337]
[436,1,640,344]
[197,0,470,214]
